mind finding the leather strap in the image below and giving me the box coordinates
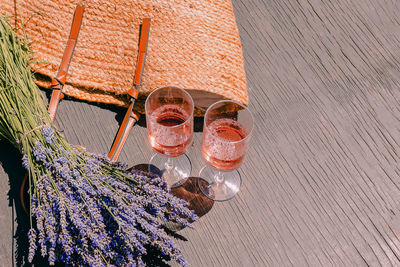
[48,6,84,122]
[108,18,151,161]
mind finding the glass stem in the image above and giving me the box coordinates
[165,157,174,172]
[214,171,225,184]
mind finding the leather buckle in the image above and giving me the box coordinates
[127,86,139,99]
[50,76,65,90]
[130,110,140,121]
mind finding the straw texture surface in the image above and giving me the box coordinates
[2,0,248,114]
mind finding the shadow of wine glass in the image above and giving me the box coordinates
[130,163,161,176]
[130,164,214,220]
[169,177,214,218]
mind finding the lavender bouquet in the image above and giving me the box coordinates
[0,17,197,266]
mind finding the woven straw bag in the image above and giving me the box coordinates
[2,0,248,115]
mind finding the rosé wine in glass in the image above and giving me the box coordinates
[202,118,247,170]
[145,86,194,189]
[199,100,253,201]
[148,104,193,157]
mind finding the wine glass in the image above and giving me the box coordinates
[198,100,253,201]
[145,86,194,188]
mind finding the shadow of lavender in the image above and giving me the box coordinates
[0,140,64,266]
[0,139,29,266]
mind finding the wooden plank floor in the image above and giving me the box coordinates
[1,0,400,266]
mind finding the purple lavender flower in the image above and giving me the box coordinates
[33,142,47,162]
[26,138,197,266]
[21,154,29,170]
[42,126,55,144]
[28,228,37,262]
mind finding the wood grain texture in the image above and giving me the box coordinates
[1,0,400,266]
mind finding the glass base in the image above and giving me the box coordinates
[198,166,242,201]
[149,153,191,189]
